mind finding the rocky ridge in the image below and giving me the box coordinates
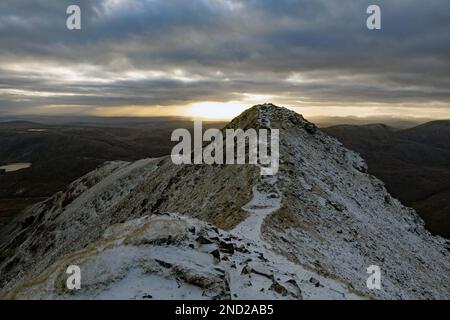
[0,104,449,299]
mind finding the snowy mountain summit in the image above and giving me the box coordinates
[1,104,449,299]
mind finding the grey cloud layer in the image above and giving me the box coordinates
[0,0,449,114]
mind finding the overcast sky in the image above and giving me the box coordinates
[0,0,449,119]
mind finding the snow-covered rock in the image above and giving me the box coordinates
[0,104,449,299]
[2,213,361,300]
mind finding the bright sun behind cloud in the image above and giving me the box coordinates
[185,101,249,120]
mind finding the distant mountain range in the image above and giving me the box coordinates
[311,116,435,130]
[0,120,225,227]
[324,120,450,238]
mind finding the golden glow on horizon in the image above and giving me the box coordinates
[185,101,249,120]
[84,103,450,121]
[184,94,279,119]
[90,105,186,117]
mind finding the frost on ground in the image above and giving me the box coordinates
[0,104,449,300]
[1,214,362,300]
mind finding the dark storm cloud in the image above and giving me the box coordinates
[0,0,449,115]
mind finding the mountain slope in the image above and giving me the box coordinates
[324,121,450,238]
[0,104,449,299]
[399,120,450,150]
[0,121,176,228]
[0,120,228,228]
